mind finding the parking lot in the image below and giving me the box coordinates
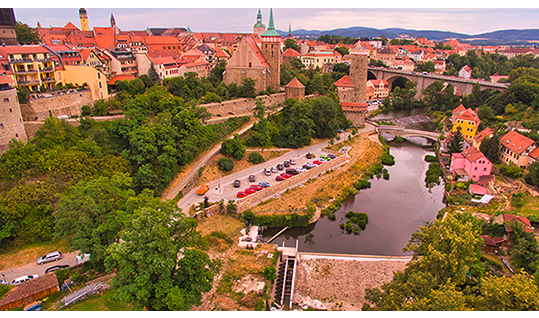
[176,129,359,214]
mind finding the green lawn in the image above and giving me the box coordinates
[515,196,539,217]
[63,290,132,311]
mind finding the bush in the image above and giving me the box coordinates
[81,105,91,116]
[218,157,234,171]
[220,135,245,160]
[381,153,395,166]
[263,266,276,281]
[424,154,437,162]
[248,152,265,164]
[226,200,237,215]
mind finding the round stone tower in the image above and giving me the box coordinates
[0,76,28,154]
[349,55,368,103]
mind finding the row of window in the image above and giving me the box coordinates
[456,119,475,125]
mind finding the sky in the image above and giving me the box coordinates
[13,3,539,36]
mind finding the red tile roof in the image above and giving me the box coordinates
[481,235,496,247]
[470,184,488,195]
[214,49,230,58]
[150,56,177,66]
[282,48,301,57]
[244,36,269,68]
[0,45,50,54]
[500,130,536,155]
[474,127,494,144]
[501,214,534,233]
[0,274,58,308]
[341,102,368,111]
[63,22,80,30]
[455,108,480,125]
[461,146,486,163]
[0,75,15,85]
[284,77,305,88]
[333,75,355,88]
[530,147,539,159]
[108,74,136,85]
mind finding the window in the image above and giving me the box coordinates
[3,98,8,102]
[474,167,477,171]
[99,82,102,88]
[484,168,487,171]
[9,108,12,112]
[98,73,100,79]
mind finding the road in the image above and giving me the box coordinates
[1,251,80,285]
[177,124,376,214]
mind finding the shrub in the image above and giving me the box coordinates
[248,152,265,164]
[226,200,237,215]
[381,153,395,166]
[263,266,276,281]
[220,135,245,160]
[218,157,234,171]
[424,154,437,162]
[81,105,91,116]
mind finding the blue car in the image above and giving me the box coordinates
[258,181,272,188]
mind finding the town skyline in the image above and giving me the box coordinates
[14,7,539,36]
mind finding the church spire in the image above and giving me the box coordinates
[288,23,291,38]
[110,13,116,27]
[261,8,280,38]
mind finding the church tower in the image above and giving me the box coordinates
[79,8,89,31]
[253,9,266,37]
[288,23,291,38]
[110,13,119,35]
[260,9,281,90]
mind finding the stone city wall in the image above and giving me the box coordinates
[235,153,350,214]
[223,68,267,93]
[199,93,286,117]
[21,90,93,121]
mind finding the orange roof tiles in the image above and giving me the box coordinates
[108,74,136,85]
[284,77,305,88]
[282,48,301,57]
[0,274,58,308]
[500,130,536,155]
[461,146,486,163]
[474,127,494,144]
[501,214,534,233]
[244,36,269,68]
[63,22,80,30]
[333,75,355,88]
[529,147,539,159]
[214,49,230,58]
[0,45,50,54]
[0,75,14,85]
[150,56,177,65]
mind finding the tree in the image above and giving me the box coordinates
[220,135,245,160]
[217,157,234,171]
[210,60,227,82]
[253,98,270,152]
[479,133,500,163]
[106,201,217,310]
[309,97,343,138]
[525,161,539,187]
[283,38,299,52]
[421,61,436,73]
[508,220,539,275]
[238,78,257,98]
[475,273,539,310]
[448,128,464,154]
[16,86,31,104]
[54,173,134,269]
[334,46,349,56]
[279,99,315,148]
[147,62,160,85]
[14,21,41,45]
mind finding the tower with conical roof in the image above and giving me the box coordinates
[79,8,89,31]
[260,9,281,90]
[253,9,266,36]
[110,13,119,35]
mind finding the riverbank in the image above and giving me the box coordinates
[251,132,384,219]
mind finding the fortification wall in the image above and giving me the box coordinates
[199,93,286,117]
[21,90,93,121]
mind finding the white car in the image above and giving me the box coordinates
[12,275,39,285]
[295,167,306,173]
[289,159,296,165]
[36,251,62,265]
[264,168,271,176]
[271,167,277,173]
[305,162,317,168]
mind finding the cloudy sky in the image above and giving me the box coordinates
[13,3,539,35]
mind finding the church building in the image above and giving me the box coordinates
[224,9,281,92]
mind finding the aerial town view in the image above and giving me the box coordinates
[2,6,539,311]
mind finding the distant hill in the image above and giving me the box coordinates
[277,27,539,45]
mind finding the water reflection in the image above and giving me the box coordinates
[263,141,445,256]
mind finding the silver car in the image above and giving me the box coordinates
[37,251,63,265]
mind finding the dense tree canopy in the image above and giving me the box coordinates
[15,21,41,45]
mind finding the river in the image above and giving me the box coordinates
[262,107,446,256]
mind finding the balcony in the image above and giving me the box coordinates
[14,69,38,74]
[17,79,40,85]
[9,58,33,63]
[40,67,54,72]
[41,77,56,83]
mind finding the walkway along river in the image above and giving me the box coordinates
[263,107,446,256]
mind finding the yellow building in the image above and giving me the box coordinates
[0,46,57,92]
[451,105,481,139]
[56,65,109,101]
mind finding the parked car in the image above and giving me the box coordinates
[320,155,329,160]
[233,180,241,188]
[245,188,257,194]
[286,168,298,175]
[237,191,248,198]
[280,173,292,179]
[37,251,62,265]
[249,175,256,182]
[250,184,264,191]
[277,164,284,170]
[271,166,277,173]
[295,167,306,173]
[289,159,296,165]
[12,275,39,285]
[337,129,344,133]
[196,184,210,195]
[327,154,336,159]
[313,160,323,165]
[284,161,290,167]
[259,181,272,188]
[76,253,90,265]
[45,264,69,274]
[307,162,317,168]
[264,168,271,176]
[275,175,285,181]
[306,153,313,159]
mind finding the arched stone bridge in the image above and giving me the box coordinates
[367,66,508,99]
[377,125,441,142]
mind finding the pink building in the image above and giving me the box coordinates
[450,146,493,181]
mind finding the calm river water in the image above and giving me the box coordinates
[262,108,446,256]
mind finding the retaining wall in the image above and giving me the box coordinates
[21,90,93,121]
[199,93,286,117]
[235,153,350,214]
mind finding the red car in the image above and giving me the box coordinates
[250,185,264,191]
[313,160,323,165]
[280,173,292,179]
[237,191,248,198]
[275,175,285,181]
[245,188,257,194]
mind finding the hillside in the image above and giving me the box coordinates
[278,27,539,44]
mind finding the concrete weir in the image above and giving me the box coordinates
[298,252,412,262]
